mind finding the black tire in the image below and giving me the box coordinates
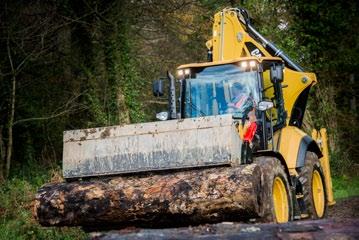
[255,157,293,223]
[298,151,327,219]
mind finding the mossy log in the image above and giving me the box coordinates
[33,164,263,228]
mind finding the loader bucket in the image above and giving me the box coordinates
[62,114,242,179]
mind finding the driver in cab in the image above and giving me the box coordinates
[227,82,257,143]
[227,82,256,121]
[227,82,251,112]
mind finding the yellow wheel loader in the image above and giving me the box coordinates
[33,8,335,228]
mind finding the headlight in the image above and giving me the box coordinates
[249,61,256,67]
[156,112,169,121]
[178,69,190,78]
[240,61,256,69]
[177,69,184,77]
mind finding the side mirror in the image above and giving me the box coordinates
[258,101,274,111]
[156,111,169,121]
[153,79,164,97]
[270,64,284,83]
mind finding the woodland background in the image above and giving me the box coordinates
[0,0,358,239]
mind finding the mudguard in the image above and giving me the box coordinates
[275,126,322,170]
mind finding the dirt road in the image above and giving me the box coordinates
[92,197,359,240]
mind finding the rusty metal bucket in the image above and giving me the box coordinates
[62,114,242,179]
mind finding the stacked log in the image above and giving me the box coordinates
[33,164,262,228]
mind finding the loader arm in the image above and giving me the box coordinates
[205,8,316,128]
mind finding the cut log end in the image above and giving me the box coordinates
[33,164,263,228]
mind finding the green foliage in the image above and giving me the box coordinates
[0,169,87,240]
[332,176,359,199]
[330,150,354,177]
[110,30,146,123]
[84,90,109,127]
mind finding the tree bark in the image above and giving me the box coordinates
[350,74,356,115]
[33,164,262,228]
[0,126,5,182]
[5,39,16,179]
[5,75,15,179]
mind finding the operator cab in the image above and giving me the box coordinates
[176,58,284,123]
[153,57,286,151]
[181,62,260,119]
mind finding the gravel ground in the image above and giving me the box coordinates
[91,196,359,240]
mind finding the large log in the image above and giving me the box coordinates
[33,164,262,228]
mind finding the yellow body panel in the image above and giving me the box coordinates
[263,68,317,123]
[312,129,336,206]
[282,69,316,122]
[274,126,307,170]
[210,10,270,61]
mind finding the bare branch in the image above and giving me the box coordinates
[12,106,86,126]
[145,100,168,105]
[12,92,88,126]
[6,37,15,74]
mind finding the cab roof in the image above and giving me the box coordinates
[177,57,283,69]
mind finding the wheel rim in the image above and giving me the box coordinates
[312,170,325,217]
[272,176,289,223]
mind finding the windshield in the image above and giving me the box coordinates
[185,64,260,118]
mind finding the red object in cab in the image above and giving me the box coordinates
[243,122,257,142]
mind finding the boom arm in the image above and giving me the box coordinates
[207,8,303,71]
[206,8,316,127]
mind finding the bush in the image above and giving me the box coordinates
[332,176,359,200]
[0,169,87,240]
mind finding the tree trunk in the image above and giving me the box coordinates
[5,75,16,179]
[350,74,356,115]
[5,39,16,179]
[0,126,5,182]
[117,89,130,124]
[58,24,72,82]
[33,164,262,228]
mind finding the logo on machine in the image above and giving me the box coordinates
[245,42,263,57]
[251,48,262,57]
